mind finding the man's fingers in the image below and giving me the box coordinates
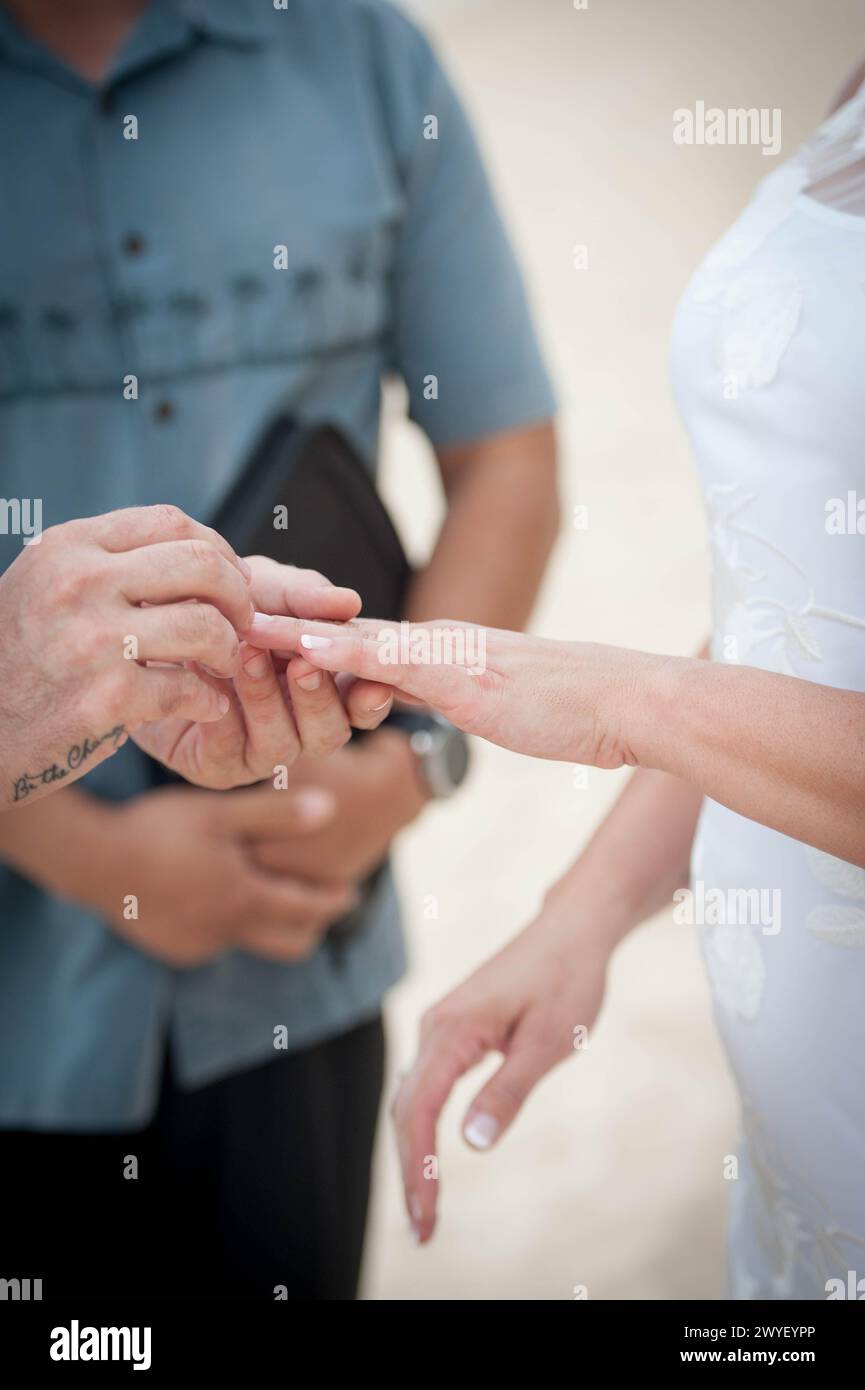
[341,675,394,730]
[219,783,337,836]
[285,656,351,757]
[86,504,251,581]
[130,602,242,677]
[118,540,255,631]
[245,556,360,622]
[237,921,324,964]
[243,869,357,931]
[233,644,301,773]
[133,667,230,727]
[394,1018,486,1244]
[461,1027,555,1153]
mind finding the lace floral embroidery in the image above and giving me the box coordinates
[731,1107,865,1299]
[806,846,865,949]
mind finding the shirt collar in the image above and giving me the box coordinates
[0,0,263,86]
[171,0,264,48]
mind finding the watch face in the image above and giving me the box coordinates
[404,715,470,797]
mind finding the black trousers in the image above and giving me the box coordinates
[0,1013,385,1301]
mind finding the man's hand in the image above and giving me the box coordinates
[131,556,394,788]
[0,505,255,807]
[393,892,609,1244]
[87,784,360,967]
[247,728,428,889]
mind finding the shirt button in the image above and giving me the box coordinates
[153,399,175,423]
[122,232,146,257]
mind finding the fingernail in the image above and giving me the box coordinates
[294,788,334,821]
[409,1194,424,1241]
[300,634,333,650]
[249,612,277,625]
[295,671,321,692]
[243,652,270,680]
[463,1114,499,1150]
[369,697,392,712]
[217,694,231,716]
[237,557,253,583]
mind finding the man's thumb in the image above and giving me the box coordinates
[224,784,337,835]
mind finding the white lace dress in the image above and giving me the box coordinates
[670,84,865,1299]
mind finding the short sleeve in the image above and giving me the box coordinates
[370,9,557,447]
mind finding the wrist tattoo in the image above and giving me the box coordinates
[12,725,126,803]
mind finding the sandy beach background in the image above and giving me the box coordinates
[363,0,865,1300]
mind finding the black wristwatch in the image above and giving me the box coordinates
[386,709,471,799]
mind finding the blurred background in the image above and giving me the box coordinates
[365,0,865,1299]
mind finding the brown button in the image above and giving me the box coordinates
[122,233,145,257]
[153,399,175,423]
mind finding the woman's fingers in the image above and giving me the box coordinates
[129,602,242,677]
[461,1022,558,1153]
[285,655,352,758]
[117,540,254,631]
[393,1012,487,1244]
[242,615,478,714]
[232,644,302,775]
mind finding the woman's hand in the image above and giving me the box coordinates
[395,891,611,1244]
[131,559,394,789]
[243,614,659,768]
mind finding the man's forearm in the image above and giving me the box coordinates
[0,787,114,904]
[405,420,559,628]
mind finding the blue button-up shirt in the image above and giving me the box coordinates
[0,0,555,1128]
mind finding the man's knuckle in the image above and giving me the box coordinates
[149,502,189,537]
[187,537,222,579]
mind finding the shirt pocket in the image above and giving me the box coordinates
[129,218,397,382]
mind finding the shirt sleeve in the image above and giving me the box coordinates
[371,8,557,448]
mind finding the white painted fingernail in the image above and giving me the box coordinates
[300,634,333,650]
[463,1114,499,1150]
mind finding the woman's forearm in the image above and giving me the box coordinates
[632,656,865,868]
[246,615,865,867]
[546,765,704,949]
